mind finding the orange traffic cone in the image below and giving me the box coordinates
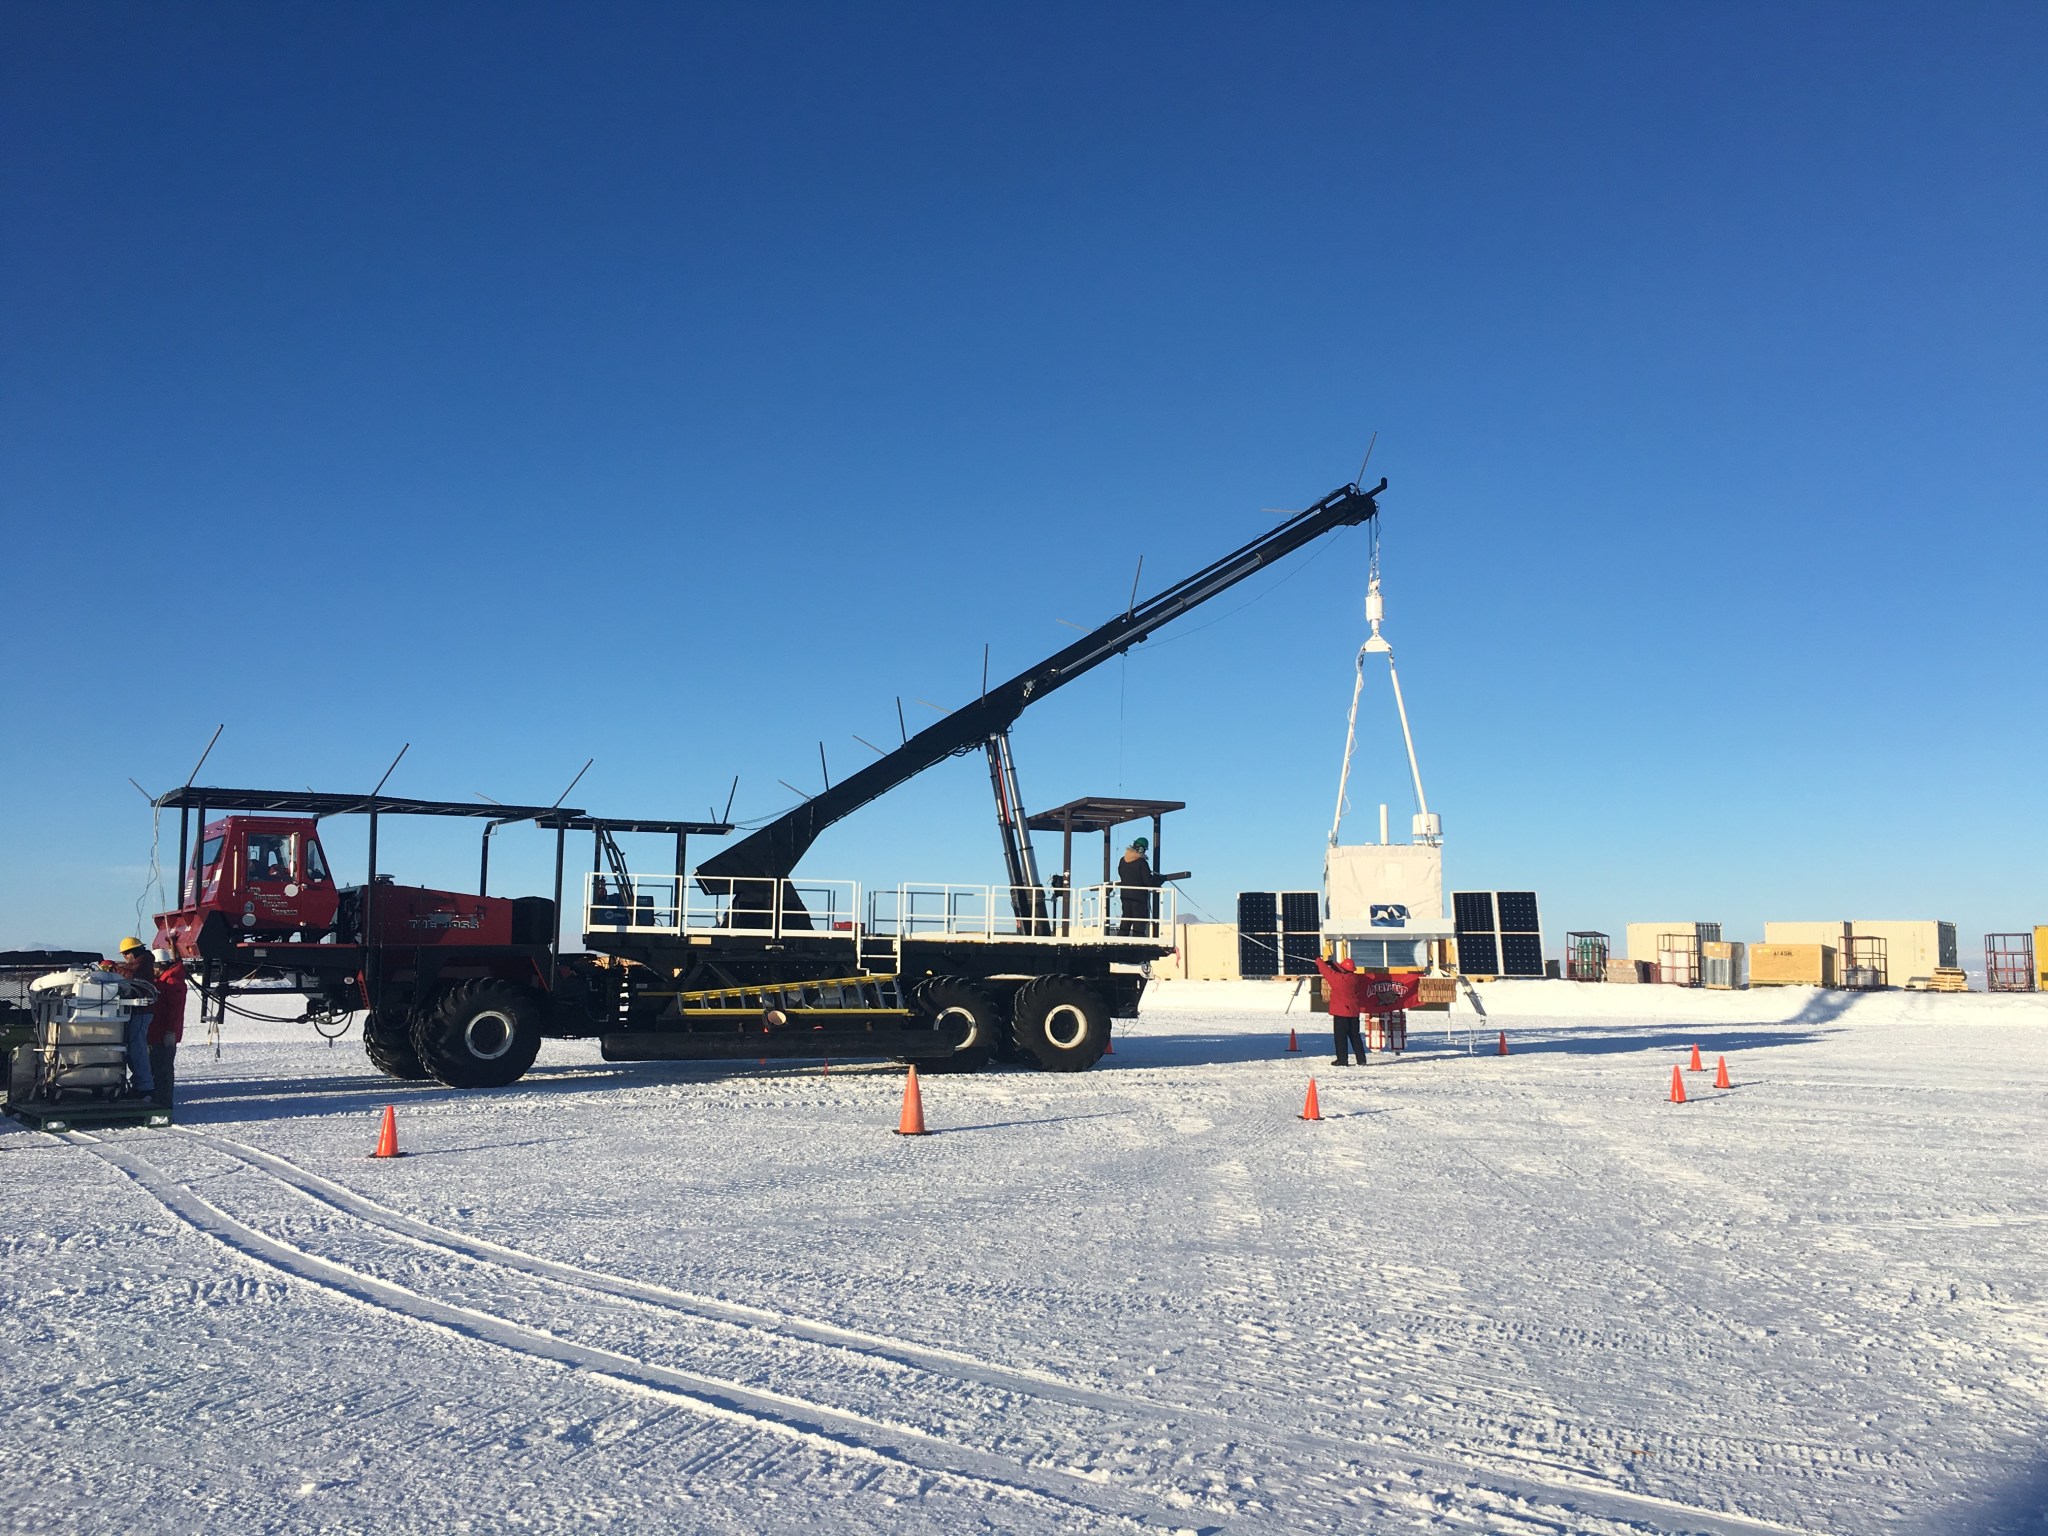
[1299,1079,1323,1121]
[894,1066,929,1136]
[1286,1028,1299,1053]
[1689,1043,1704,1072]
[1497,1030,1508,1056]
[1103,1034,1114,1055]
[370,1105,401,1159]
[1669,1066,1687,1104]
[1714,1055,1731,1089]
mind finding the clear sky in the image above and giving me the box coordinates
[5,2,2044,957]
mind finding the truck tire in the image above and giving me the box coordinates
[413,978,544,1089]
[912,978,999,1073]
[1010,975,1110,1072]
[363,1012,430,1081]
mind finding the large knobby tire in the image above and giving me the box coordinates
[912,978,1000,1074]
[1010,975,1110,1072]
[363,1011,430,1081]
[413,978,544,1089]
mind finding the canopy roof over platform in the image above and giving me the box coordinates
[155,786,581,821]
[538,816,734,836]
[153,788,733,838]
[1025,797,1184,834]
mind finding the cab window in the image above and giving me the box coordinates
[198,835,224,873]
[245,833,293,884]
[304,839,330,883]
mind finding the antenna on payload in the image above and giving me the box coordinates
[1330,547,1436,848]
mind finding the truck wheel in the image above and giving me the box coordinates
[363,1012,430,1081]
[912,978,999,1073]
[413,979,544,1089]
[1010,975,1110,1071]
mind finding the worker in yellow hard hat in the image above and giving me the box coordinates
[107,937,158,1099]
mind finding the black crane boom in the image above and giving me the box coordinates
[699,477,1387,884]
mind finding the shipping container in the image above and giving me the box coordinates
[1764,920,1954,989]
[1624,922,1722,984]
[1160,922,1242,981]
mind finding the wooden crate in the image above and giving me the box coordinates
[1749,943,1836,987]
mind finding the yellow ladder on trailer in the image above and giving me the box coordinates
[660,974,913,1023]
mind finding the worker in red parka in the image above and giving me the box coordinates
[147,951,188,1108]
[1314,949,1368,1066]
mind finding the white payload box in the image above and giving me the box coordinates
[1322,844,1450,941]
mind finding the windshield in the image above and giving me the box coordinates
[245,833,293,884]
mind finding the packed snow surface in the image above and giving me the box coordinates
[4,980,2046,1534]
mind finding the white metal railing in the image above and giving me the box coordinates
[583,874,860,940]
[584,873,1173,945]
[867,882,1175,943]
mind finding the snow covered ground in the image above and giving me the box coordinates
[4,981,2046,1535]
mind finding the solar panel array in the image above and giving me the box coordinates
[1237,890,1322,978]
[1452,889,1544,977]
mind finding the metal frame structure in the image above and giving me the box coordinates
[1985,933,2036,993]
[1565,931,1609,982]
[1656,931,1701,987]
[1842,935,1889,990]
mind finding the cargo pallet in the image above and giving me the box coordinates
[6,1098,173,1132]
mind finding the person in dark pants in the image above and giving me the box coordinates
[1314,950,1368,1065]
[106,938,156,1099]
[1117,838,1160,937]
[147,952,187,1109]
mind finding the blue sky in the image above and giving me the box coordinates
[4,2,2043,955]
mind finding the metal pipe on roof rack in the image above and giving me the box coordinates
[552,758,593,809]
[183,725,223,791]
[369,744,409,800]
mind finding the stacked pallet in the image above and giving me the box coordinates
[1928,967,1971,993]
[1604,958,1649,984]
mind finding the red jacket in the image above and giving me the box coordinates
[149,961,188,1046]
[1314,957,1366,1016]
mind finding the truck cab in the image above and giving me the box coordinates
[158,815,341,952]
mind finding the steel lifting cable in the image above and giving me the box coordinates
[135,802,167,939]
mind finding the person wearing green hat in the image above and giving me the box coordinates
[1117,837,1160,937]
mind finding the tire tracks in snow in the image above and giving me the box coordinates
[71,1131,1172,1533]
[76,1127,1813,1536]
